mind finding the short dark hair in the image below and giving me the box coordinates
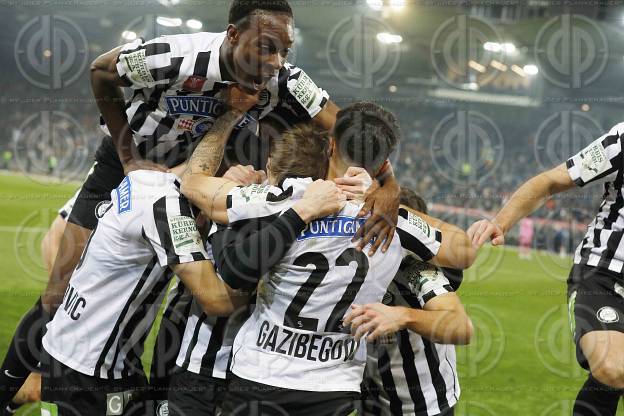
[269,124,331,184]
[400,188,428,214]
[229,0,293,26]
[333,102,400,175]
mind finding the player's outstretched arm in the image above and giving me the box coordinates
[400,206,476,270]
[344,294,473,345]
[467,163,575,249]
[172,261,247,316]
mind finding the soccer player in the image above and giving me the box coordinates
[468,122,624,416]
[180,101,476,415]
[0,1,402,408]
[348,188,472,416]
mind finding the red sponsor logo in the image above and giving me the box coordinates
[183,76,206,92]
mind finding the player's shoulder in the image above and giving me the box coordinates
[122,171,184,213]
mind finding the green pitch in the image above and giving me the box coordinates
[0,173,622,415]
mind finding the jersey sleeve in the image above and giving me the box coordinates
[399,256,454,308]
[396,208,442,262]
[226,184,293,223]
[275,63,330,121]
[116,36,183,89]
[566,123,623,187]
[143,194,209,267]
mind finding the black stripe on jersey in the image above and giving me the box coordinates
[392,279,421,309]
[150,57,184,85]
[396,227,435,262]
[377,347,403,415]
[94,257,158,376]
[421,285,453,305]
[117,268,174,378]
[193,52,211,76]
[199,317,228,376]
[144,42,171,57]
[397,330,428,414]
[153,196,179,264]
[119,38,147,55]
[566,159,585,187]
[180,313,207,370]
[267,186,294,202]
[421,338,451,412]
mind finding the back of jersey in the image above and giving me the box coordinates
[228,178,404,393]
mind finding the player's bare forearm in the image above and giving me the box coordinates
[182,109,245,178]
[312,100,339,130]
[494,163,575,234]
[401,304,473,345]
[404,207,476,270]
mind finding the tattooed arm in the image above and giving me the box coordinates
[180,85,259,224]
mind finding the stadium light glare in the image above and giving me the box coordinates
[390,0,406,10]
[157,17,183,27]
[483,42,516,54]
[523,64,539,76]
[186,19,203,30]
[468,60,486,73]
[367,0,384,11]
[511,64,526,77]
[377,32,403,44]
[490,60,508,71]
[122,30,137,41]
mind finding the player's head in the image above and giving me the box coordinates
[400,188,428,214]
[266,123,331,185]
[330,102,400,177]
[226,0,294,91]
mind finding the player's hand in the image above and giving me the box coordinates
[343,303,407,342]
[333,167,374,202]
[225,84,261,113]
[123,158,168,175]
[354,179,400,256]
[222,165,267,185]
[467,219,505,249]
[293,179,346,223]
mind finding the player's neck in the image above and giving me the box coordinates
[327,158,347,181]
[219,40,235,82]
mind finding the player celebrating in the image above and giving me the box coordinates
[0,0,402,410]
[179,100,476,415]
[468,123,624,416]
[348,189,472,416]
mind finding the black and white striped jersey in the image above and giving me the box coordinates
[109,31,329,166]
[364,257,460,416]
[566,123,624,273]
[43,171,209,379]
[225,178,443,393]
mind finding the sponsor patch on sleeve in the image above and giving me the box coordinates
[167,215,203,256]
[290,71,321,110]
[407,211,432,239]
[120,49,155,86]
[574,141,611,183]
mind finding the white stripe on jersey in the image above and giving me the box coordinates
[43,171,208,379]
[567,122,624,273]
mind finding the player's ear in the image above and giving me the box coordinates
[227,24,240,44]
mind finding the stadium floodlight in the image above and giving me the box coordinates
[157,17,183,27]
[469,60,486,73]
[122,30,137,41]
[186,19,203,30]
[523,64,539,76]
[377,32,403,44]
[490,60,508,71]
[157,0,181,5]
[367,0,384,11]
[484,42,516,55]
[390,0,406,10]
[511,64,526,77]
